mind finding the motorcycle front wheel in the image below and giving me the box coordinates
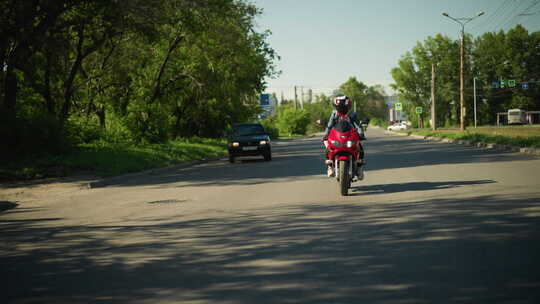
[338,159,349,196]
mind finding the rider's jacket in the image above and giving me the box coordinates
[323,110,365,140]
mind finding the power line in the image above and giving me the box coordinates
[500,0,540,30]
[517,1,540,29]
[518,0,540,14]
[470,0,512,34]
[492,0,529,31]
[471,0,515,35]
[471,0,540,35]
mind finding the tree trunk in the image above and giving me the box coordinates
[60,25,86,125]
[44,52,54,114]
[3,66,17,118]
[97,105,106,129]
[150,34,183,104]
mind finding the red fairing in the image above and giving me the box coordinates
[326,127,360,162]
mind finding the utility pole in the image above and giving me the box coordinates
[442,11,484,131]
[431,63,437,130]
[301,86,304,109]
[460,28,465,131]
[294,86,298,109]
[474,77,477,128]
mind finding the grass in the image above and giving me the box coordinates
[1,137,227,181]
[277,134,307,140]
[401,126,540,148]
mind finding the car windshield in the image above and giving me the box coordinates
[234,124,266,136]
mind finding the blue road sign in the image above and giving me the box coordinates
[492,81,500,89]
[522,82,529,89]
[260,93,270,106]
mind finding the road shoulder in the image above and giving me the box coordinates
[382,127,540,157]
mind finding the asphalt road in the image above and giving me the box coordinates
[2,127,540,303]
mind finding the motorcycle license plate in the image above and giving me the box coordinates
[243,146,257,151]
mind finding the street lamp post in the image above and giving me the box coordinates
[442,11,484,131]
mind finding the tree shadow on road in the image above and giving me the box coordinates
[2,193,540,303]
[0,201,18,212]
[92,134,536,189]
[351,180,497,196]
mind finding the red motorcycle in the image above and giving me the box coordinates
[324,119,362,196]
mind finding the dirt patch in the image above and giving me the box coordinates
[0,175,97,204]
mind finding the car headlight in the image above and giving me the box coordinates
[346,140,355,148]
[259,140,269,145]
[331,140,341,147]
[232,142,240,147]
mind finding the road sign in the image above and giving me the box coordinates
[522,82,529,89]
[260,93,270,106]
[395,102,402,111]
[508,80,516,87]
[415,107,423,114]
[500,80,507,88]
[492,81,500,89]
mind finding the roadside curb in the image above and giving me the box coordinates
[385,130,540,157]
[87,155,227,189]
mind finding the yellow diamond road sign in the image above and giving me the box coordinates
[395,102,402,111]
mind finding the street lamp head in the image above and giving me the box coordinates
[477,11,485,17]
[442,12,449,17]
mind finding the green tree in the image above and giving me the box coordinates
[276,105,310,136]
[339,77,368,117]
[392,25,540,128]
[0,0,280,157]
[392,34,461,127]
[339,76,387,121]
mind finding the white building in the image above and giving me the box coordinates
[384,95,408,122]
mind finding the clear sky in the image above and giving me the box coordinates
[251,0,540,99]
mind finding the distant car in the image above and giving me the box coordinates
[387,122,409,131]
[228,123,272,163]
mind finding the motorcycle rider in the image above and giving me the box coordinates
[323,95,366,179]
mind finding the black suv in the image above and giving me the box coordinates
[228,123,272,163]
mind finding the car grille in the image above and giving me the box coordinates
[242,141,259,146]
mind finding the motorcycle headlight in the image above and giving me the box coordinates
[232,142,240,147]
[346,140,355,148]
[259,140,268,145]
[331,140,341,147]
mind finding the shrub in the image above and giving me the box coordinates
[65,116,103,145]
[276,106,310,136]
[370,117,389,129]
[260,117,279,139]
[124,102,173,143]
[0,111,70,160]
